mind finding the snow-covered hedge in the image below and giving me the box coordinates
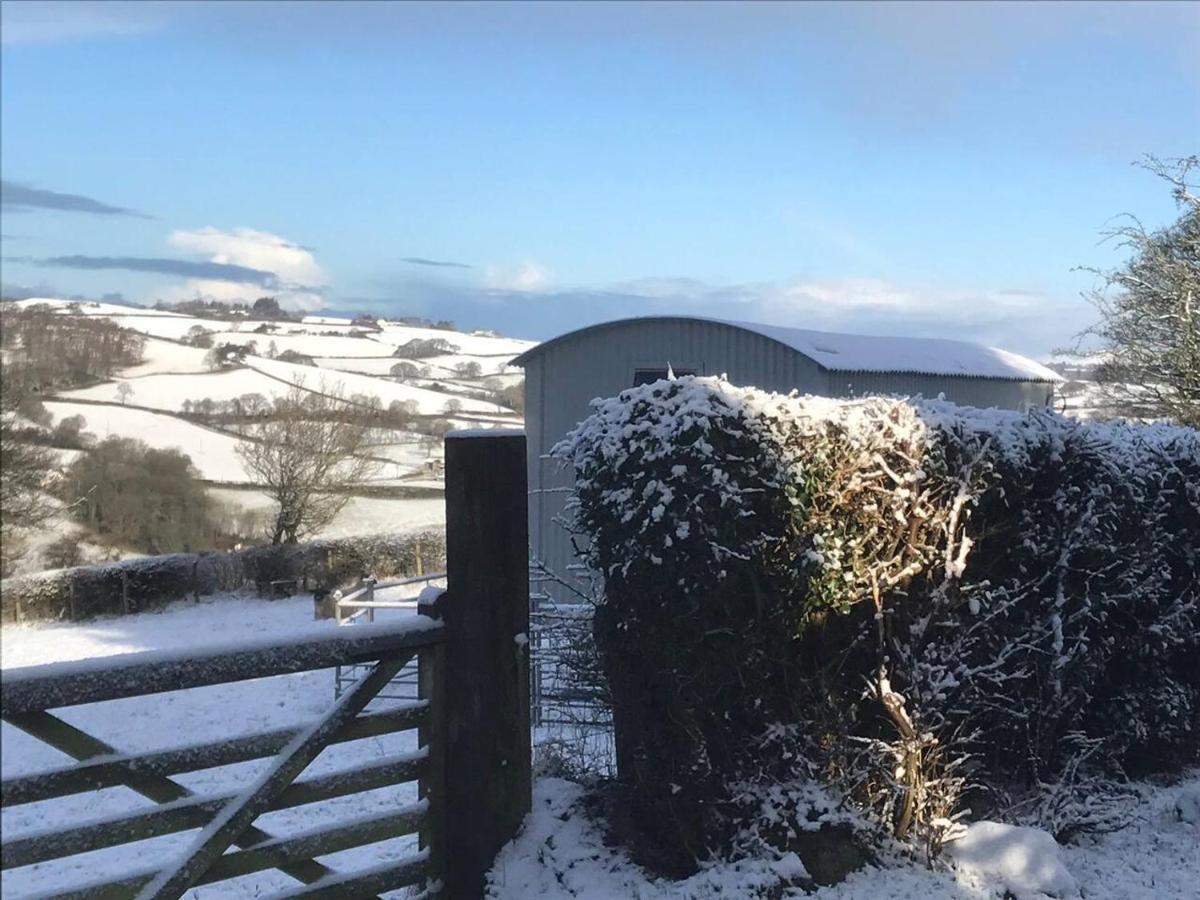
[0,529,445,623]
[554,376,1199,870]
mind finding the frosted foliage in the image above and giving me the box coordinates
[555,376,1200,839]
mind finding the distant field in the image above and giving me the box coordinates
[208,488,446,540]
[8,298,529,573]
[43,401,254,483]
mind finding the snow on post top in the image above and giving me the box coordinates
[446,427,525,439]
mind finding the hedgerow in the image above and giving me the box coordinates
[0,530,446,623]
[553,376,1199,875]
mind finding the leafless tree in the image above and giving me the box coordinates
[236,381,382,543]
[116,382,134,405]
[1079,155,1200,426]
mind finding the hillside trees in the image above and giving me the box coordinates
[499,380,525,413]
[0,376,56,575]
[62,437,213,554]
[390,361,425,380]
[236,383,381,543]
[185,325,214,348]
[393,337,459,359]
[1083,155,1200,426]
[0,303,145,394]
[252,296,285,319]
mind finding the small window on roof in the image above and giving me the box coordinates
[633,367,697,386]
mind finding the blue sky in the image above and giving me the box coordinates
[1,0,1196,356]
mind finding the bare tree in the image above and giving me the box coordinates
[1079,155,1200,426]
[116,382,134,405]
[236,381,381,543]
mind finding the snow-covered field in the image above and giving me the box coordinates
[372,323,535,358]
[0,590,432,898]
[247,357,508,414]
[59,360,513,416]
[58,367,295,411]
[209,330,396,358]
[119,336,214,377]
[44,400,253,483]
[208,489,446,540]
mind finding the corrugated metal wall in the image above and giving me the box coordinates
[522,318,1052,597]
[828,372,1054,409]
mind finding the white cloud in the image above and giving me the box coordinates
[0,1,178,45]
[158,226,327,311]
[169,227,325,286]
[483,260,550,292]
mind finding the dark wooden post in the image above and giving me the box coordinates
[439,431,531,898]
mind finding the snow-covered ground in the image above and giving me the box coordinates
[208,488,446,540]
[0,589,432,899]
[372,323,535,358]
[59,360,517,417]
[119,336,214,377]
[487,775,1200,899]
[210,330,395,358]
[247,357,510,415]
[3,592,1195,899]
[57,367,296,411]
[43,400,253,483]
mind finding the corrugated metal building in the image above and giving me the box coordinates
[513,315,1061,590]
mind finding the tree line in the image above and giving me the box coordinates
[0,303,146,398]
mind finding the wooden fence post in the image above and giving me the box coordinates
[440,431,531,898]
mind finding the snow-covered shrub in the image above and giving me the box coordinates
[554,376,1199,871]
[556,378,820,874]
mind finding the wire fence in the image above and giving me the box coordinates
[332,564,617,775]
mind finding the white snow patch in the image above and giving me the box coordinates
[945,821,1079,898]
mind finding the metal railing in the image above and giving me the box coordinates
[333,572,448,703]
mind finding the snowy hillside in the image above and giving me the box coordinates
[3,297,534,572]
[43,401,253,483]
[14,295,529,422]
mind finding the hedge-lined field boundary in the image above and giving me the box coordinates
[0,530,445,624]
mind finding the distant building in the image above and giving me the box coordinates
[513,315,1061,591]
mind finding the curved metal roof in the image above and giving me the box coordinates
[513,316,1062,383]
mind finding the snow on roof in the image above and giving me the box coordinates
[734,319,1063,382]
[514,316,1062,383]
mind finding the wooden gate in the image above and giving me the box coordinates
[0,432,531,900]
